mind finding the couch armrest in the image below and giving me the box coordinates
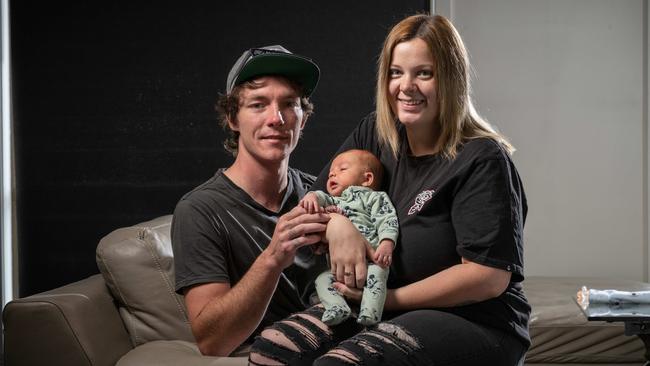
[3,274,133,366]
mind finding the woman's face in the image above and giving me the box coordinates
[388,38,438,128]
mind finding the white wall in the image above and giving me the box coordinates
[440,0,648,280]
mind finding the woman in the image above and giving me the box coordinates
[249,14,529,366]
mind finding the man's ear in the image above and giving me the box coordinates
[227,116,239,131]
[299,114,308,130]
[361,172,375,188]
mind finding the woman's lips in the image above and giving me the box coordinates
[398,98,425,111]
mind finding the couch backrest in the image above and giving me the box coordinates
[96,215,195,346]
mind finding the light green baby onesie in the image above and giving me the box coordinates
[313,186,398,326]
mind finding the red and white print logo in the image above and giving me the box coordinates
[408,189,436,215]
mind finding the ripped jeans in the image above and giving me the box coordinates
[249,305,527,366]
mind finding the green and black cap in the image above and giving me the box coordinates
[226,45,320,97]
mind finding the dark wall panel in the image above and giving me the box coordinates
[12,1,428,296]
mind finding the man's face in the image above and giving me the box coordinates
[229,76,305,164]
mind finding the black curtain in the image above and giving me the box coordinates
[12,1,428,296]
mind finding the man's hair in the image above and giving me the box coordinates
[215,76,314,156]
[375,14,514,159]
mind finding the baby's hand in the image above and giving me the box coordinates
[299,192,322,214]
[373,239,394,268]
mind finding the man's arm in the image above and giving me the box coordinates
[184,206,329,356]
[184,251,283,356]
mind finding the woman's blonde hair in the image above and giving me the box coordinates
[376,14,514,159]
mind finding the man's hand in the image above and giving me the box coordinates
[264,205,330,270]
[298,192,323,214]
[373,239,394,268]
[325,214,368,289]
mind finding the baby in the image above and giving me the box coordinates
[300,149,398,326]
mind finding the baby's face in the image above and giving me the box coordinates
[326,152,368,197]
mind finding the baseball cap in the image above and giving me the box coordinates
[226,45,320,97]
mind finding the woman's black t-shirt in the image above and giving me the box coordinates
[313,113,531,346]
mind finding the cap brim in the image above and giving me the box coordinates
[233,54,320,97]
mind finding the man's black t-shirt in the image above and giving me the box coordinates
[313,113,531,346]
[172,168,327,340]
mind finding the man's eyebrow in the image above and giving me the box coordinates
[242,91,300,103]
[278,93,300,101]
[243,94,269,102]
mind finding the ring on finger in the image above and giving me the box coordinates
[344,272,353,276]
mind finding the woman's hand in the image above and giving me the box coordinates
[325,214,369,289]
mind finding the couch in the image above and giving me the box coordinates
[3,215,649,365]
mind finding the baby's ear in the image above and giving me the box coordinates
[361,172,375,188]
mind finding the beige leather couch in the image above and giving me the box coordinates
[3,216,648,365]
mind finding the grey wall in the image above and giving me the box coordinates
[442,0,649,280]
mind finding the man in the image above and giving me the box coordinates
[171,45,329,356]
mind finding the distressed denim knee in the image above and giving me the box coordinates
[314,322,429,366]
[249,306,336,366]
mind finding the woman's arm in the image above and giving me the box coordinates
[325,214,370,289]
[334,257,511,309]
[384,257,511,310]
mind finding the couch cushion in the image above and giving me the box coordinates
[96,215,195,346]
[525,276,647,364]
[117,340,248,366]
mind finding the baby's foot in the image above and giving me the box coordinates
[357,308,380,326]
[321,304,351,326]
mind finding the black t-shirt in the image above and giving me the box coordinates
[314,113,531,346]
[172,168,327,340]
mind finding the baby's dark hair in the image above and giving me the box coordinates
[343,149,384,190]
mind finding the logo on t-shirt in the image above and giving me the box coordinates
[408,189,436,215]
